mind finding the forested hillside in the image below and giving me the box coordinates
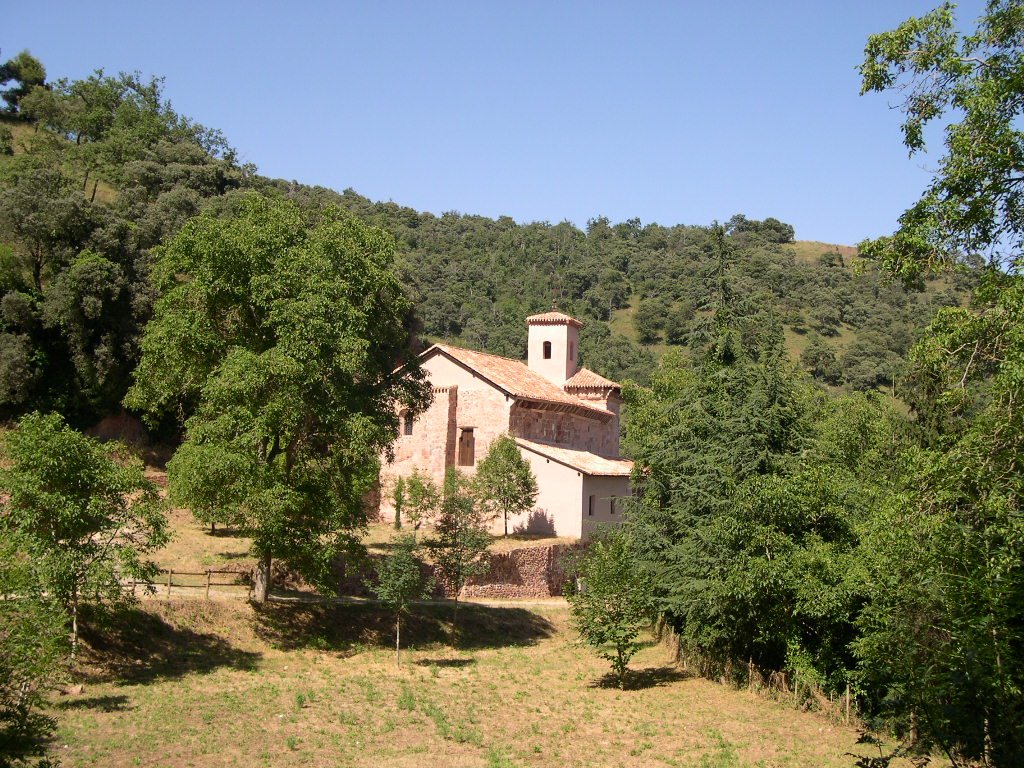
[0,52,971,429]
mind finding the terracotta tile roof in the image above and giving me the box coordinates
[424,344,612,418]
[515,438,633,476]
[525,311,583,328]
[564,367,620,390]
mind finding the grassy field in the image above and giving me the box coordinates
[49,598,911,768]
[38,475,917,767]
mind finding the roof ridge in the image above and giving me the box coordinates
[435,342,526,363]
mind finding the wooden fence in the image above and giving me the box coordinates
[127,569,251,600]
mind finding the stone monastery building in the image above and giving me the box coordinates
[380,311,633,539]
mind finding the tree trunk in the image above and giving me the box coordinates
[395,614,401,666]
[253,552,272,604]
[210,522,216,535]
[451,596,460,647]
[70,588,79,663]
[504,513,508,537]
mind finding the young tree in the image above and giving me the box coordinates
[566,528,652,689]
[473,434,538,537]
[0,534,65,764]
[403,468,441,533]
[126,194,431,603]
[428,469,491,642]
[0,412,167,655]
[370,534,432,666]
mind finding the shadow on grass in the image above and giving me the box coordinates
[55,694,132,712]
[415,658,476,668]
[78,604,261,684]
[0,712,56,767]
[216,550,252,561]
[589,665,690,691]
[253,601,554,653]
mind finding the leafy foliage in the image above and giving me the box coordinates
[472,433,538,537]
[855,2,1024,762]
[126,194,431,601]
[566,528,653,689]
[0,535,65,766]
[428,469,491,639]
[403,468,441,532]
[370,533,433,665]
[0,412,166,652]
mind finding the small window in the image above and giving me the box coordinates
[543,341,552,359]
[458,428,475,466]
[610,496,616,514]
[403,412,414,436]
[588,494,595,516]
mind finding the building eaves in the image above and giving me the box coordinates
[515,438,633,476]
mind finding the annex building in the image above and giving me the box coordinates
[380,311,632,539]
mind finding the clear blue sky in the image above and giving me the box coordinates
[6,1,988,245]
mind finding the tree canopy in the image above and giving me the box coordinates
[0,411,167,653]
[126,193,431,602]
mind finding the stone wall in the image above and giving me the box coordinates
[509,402,618,457]
[379,385,458,522]
[452,543,582,599]
[339,542,582,600]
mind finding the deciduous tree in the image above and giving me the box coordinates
[566,528,652,689]
[472,434,537,537]
[126,193,431,603]
[428,469,491,641]
[857,2,1024,761]
[0,412,167,656]
[370,533,432,666]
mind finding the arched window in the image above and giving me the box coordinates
[543,341,552,359]
[403,412,414,436]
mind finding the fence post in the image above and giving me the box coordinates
[205,570,211,601]
[166,569,172,596]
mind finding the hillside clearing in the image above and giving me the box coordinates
[51,599,911,768]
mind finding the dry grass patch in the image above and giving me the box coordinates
[48,599,917,768]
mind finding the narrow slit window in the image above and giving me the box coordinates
[588,494,595,516]
[543,341,552,359]
[458,428,475,466]
[403,412,414,436]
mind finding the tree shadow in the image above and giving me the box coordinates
[54,694,132,712]
[216,551,252,561]
[253,601,554,653]
[78,604,262,684]
[513,509,556,536]
[415,658,476,668]
[589,665,690,691]
[0,711,56,767]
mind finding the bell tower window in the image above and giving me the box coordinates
[543,341,552,359]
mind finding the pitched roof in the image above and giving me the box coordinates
[515,438,633,476]
[525,311,583,328]
[425,344,612,418]
[564,367,620,390]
